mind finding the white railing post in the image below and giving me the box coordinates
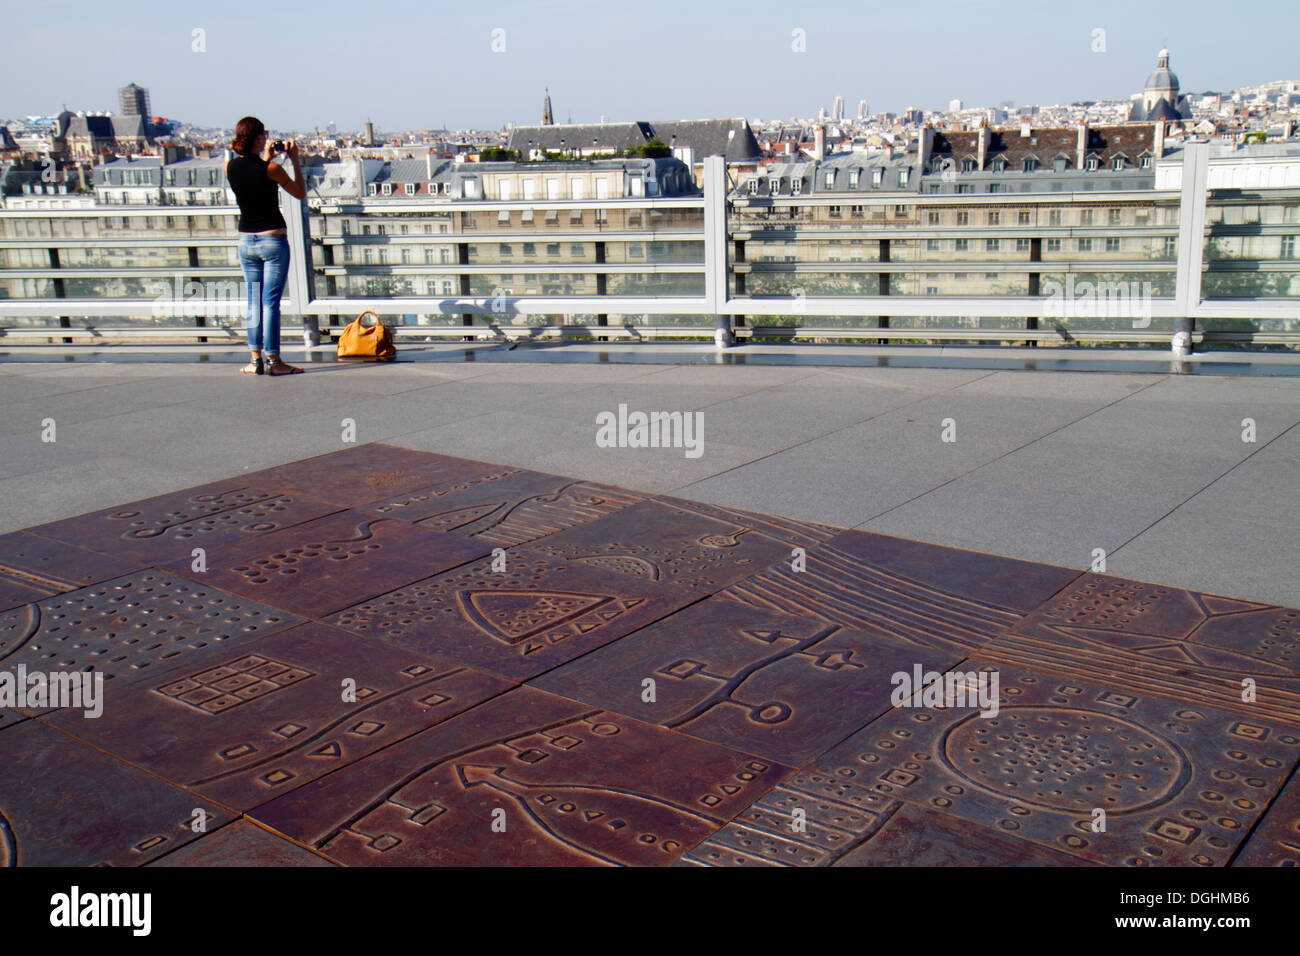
[703,155,731,347]
[1173,142,1209,354]
[280,183,318,346]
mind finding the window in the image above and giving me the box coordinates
[382,183,392,196]
[1281,236,1296,259]
[954,238,969,252]
[1018,209,1031,225]
[1109,208,1122,226]
[377,225,386,236]
[522,243,536,255]
[956,184,971,194]
[1105,237,1120,252]
[594,208,607,223]
[748,178,759,195]
[401,248,411,264]
[1023,158,1038,172]
[1112,157,1124,171]
[961,159,974,172]
[1164,237,1177,257]
[1046,238,1061,252]
[1079,209,1093,225]
[986,239,999,251]
[955,211,969,226]
[404,183,415,195]
[595,178,609,200]
[928,211,940,225]
[569,209,583,222]
[1078,238,1092,251]
[848,170,859,187]
[629,242,644,257]
[872,168,883,187]
[571,244,584,256]
[828,205,842,218]
[987,211,1000,225]
[895,204,908,216]
[523,179,536,200]
[988,184,1003,193]
[362,224,371,235]
[1085,157,1099,171]
[824,171,835,188]
[498,210,510,224]
[546,179,560,200]
[1049,209,1063,226]
[769,177,781,195]
[1015,238,1030,252]
[791,177,802,195]
[363,248,372,264]
[499,181,513,201]
[499,243,512,255]
[367,184,377,196]
[546,243,560,256]
[927,239,941,251]
[898,169,909,187]
[1140,156,1152,168]
[850,205,864,217]
[570,178,584,200]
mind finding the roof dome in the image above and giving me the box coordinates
[1145,50,1179,92]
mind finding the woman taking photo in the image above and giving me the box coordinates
[227,116,305,375]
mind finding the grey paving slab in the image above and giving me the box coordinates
[530,440,771,494]
[391,411,597,470]
[1053,400,1297,461]
[813,366,997,391]
[677,450,922,528]
[858,476,1171,570]
[967,437,1234,510]
[1177,456,1300,529]
[951,370,1166,402]
[1109,510,1300,608]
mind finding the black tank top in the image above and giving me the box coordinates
[226,154,287,233]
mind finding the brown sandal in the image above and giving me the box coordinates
[241,356,264,375]
[266,356,303,375]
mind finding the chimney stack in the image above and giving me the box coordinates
[426,149,433,180]
[1076,121,1088,170]
[976,121,990,171]
[813,125,826,162]
[1154,121,1165,160]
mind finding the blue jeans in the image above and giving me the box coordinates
[237,234,290,354]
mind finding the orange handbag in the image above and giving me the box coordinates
[337,310,396,361]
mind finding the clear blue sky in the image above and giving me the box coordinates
[6,0,1297,131]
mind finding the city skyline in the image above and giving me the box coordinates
[5,0,1299,131]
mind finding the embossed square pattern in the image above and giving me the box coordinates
[2,443,1299,866]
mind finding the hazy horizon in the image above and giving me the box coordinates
[6,0,1298,132]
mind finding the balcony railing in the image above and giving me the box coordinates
[0,151,1296,350]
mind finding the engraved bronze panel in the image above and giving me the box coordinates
[654,496,841,551]
[528,499,793,594]
[1232,769,1300,866]
[250,686,789,866]
[722,533,1063,653]
[809,663,1300,867]
[0,530,145,612]
[0,720,233,866]
[49,622,514,811]
[363,466,646,546]
[0,570,300,706]
[168,512,491,618]
[238,444,500,507]
[982,575,1300,727]
[148,820,337,867]
[30,483,340,565]
[532,594,962,766]
[328,546,699,681]
[681,779,1082,866]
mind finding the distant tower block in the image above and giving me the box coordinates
[948,99,963,113]
[119,82,150,117]
[364,121,375,146]
[542,88,554,126]
[832,95,844,121]
[857,99,868,119]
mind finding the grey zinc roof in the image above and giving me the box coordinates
[650,119,762,160]
[507,118,761,161]
[507,123,651,154]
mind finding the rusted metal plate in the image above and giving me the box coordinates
[1232,769,1300,866]
[722,532,1068,653]
[982,575,1300,727]
[49,622,514,812]
[681,780,1082,866]
[329,546,699,681]
[0,720,234,866]
[250,686,789,866]
[528,499,792,594]
[363,466,646,546]
[654,496,841,551]
[30,483,340,566]
[0,530,145,611]
[239,443,500,507]
[533,594,961,766]
[809,662,1300,867]
[167,512,491,618]
[148,820,337,867]
[0,570,300,709]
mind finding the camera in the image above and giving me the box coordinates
[269,140,288,155]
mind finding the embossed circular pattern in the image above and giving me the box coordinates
[941,706,1186,813]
